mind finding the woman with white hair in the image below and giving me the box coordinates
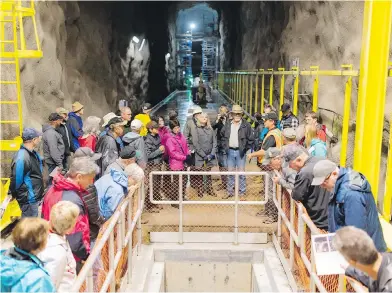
[38,201,79,292]
[79,116,101,151]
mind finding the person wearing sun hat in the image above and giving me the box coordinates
[311,159,386,252]
[67,102,84,152]
[95,117,127,177]
[99,112,124,149]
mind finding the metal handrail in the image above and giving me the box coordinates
[71,184,144,292]
[150,89,180,116]
[149,170,270,244]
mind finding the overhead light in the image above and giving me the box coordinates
[165,53,170,58]
[132,36,140,43]
[183,71,186,75]
[190,23,195,29]
[139,39,145,51]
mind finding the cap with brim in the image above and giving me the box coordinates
[22,128,43,141]
[192,106,203,115]
[262,112,278,121]
[74,147,102,161]
[72,102,84,112]
[131,119,143,130]
[281,144,308,163]
[231,105,243,114]
[102,113,118,127]
[282,128,297,139]
[48,113,64,122]
[143,103,152,111]
[311,160,337,186]
[108,117,127,127]
[120,148,136,159]
[56,107,69,115]
[262,147,281,165]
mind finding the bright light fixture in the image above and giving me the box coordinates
[190,23,195,29]
[165,53,171,58]
[139,39,145,51]
[132,36,140,43]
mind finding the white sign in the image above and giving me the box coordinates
[311,233,348,275]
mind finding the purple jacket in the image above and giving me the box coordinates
[166,132,188,171]
[158,126,170,145]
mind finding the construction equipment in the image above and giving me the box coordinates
[0,0,42,231]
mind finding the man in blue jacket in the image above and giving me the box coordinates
[67,101,84,151]
[311,159,387,252]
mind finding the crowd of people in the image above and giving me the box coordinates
[1,99,390,292]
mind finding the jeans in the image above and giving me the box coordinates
[20,201,40,218]
[227,149,246,196]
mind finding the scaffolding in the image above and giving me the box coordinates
[201,37,217,81]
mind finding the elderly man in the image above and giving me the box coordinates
[333,226,392,292]
[221,105,254,198]
[281,144,330,230]
[120,106,132,134]
[42,157,100,270]
[10,128,44,217]
[67,102,84,151]
[312,159,386,252]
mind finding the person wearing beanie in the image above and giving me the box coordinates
[122,119,147,168]
[67,102,84,151]
[42,113,65,185]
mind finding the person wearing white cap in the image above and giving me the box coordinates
[311,159,386,252]
[134,103,152,137]
[95,117,127,177]
[122,119,147,168]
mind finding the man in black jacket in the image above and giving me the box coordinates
[56,107,72,169]
[281,144,330,230]
[333,226,392,292]
[10,128,44,217]
[221,105,254,199]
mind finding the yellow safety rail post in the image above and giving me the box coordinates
[245,74,249,113]
[249,73,254,115]
[340,64,353,167]
[353,0,392,202]
[260,69,265,113]
[254,72,259,114]
[233,73,237,103]
[310,66,319,112]
[292,66,299,116]
[268,69,274,105]
[242,73,245,107]
[384,114,392,221]
[237,73,240,104]
[278,68,285,120]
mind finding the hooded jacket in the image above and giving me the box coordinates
[346,252,392,292]
[38,233,76,292]
[220,119,254,158]
[41,174,90,261]
[329,167,387,252]
[42,124,65,167]
[145,133,163,165]
[166,132,188,171]
[134,113,151,136]
[308,138,327,158]
[94,169,128,220]
[0,247,55,293]
[56,122,72,156]
[122,132,147,168]
[191,122,217,167]
[96,131,121,177]
[158,126,170,144]
[10,145,44,205]
[66,112,83,151]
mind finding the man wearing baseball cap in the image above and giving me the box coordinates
[312,159,386,251]
[42,113,65,185]
[122,119,147,168]
[281,144,330,230]
[10,128,44,217]
[134,103,152,137]
[248,112,282,166]
[280,103,299,130]
[96,116,127,177]
[67,101,84,151]
[104,147,136,175]
[282,128,297,146]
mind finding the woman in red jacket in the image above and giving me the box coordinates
[79,116,101,151]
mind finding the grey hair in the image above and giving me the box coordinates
[82,116,101,135]
[68,157,100,177]
[50,201,79,235]
[333,226,378,265]
[120,106,131,114]
[124,163,145,182]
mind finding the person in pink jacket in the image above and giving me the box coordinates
[165,120,189,207]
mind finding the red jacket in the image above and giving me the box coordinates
[78,134,97,152]
[41,174,90,261]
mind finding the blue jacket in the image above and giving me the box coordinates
[0,247,55,293]
[328,167,387,252]
[94,169,128,220]
[308,139,327,158]
[66,112,83,151]
[10,145,44,205]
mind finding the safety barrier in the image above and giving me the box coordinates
[146,170,275,241]
[272,182,366,293]
[71,184,144,293]
[217,65,392,233]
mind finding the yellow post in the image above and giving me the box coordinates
[384,115,392,220]
[261,70,265,113]
[310,66,319,112]
[249,74,254,114]
[340,65,353,167]
[254,72,259,114]
[353,0,392,202]
[236,73,239,103]
[241,74,245,107]
[292,67,299,116]
[278,68,285,120]
[268,69,274,105]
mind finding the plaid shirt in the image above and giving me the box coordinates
[281,113,299,130]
